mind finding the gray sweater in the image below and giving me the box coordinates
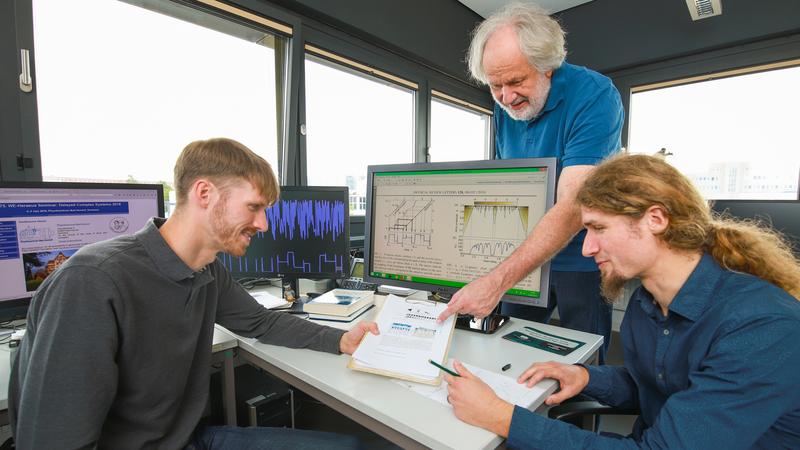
[9,219,345,449]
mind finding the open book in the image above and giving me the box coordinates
[348,294,456,385]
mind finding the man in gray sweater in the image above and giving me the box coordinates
[9,138,378,449]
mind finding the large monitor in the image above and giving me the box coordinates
[0,181,165,321]
[710,199,800,255]
[363,158,557,307]
[218,186,350,285]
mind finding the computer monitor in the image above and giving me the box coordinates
[218,186,350,286]
[363,158,557,307]
[710,199,800,255]
[0,181,165,322]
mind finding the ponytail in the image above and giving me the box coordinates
[707,218,800,299]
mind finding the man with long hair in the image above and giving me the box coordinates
[10,138,377,449]
[443,154,800,448]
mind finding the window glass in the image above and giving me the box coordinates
[304,55,414,215]
[33,0,282,214]
[628,65,800,199]
[429,97,490,162]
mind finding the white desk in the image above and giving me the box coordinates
[222,296,603,450]
[211,327,240,426]
[0,307,601,448]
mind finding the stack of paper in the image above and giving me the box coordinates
[349,294,456,385]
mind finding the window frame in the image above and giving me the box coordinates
[608,33,800,148]
[2,0,496,246]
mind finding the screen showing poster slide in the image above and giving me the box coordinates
[0,182,163,303]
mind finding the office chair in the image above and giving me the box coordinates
[548,394,640,432]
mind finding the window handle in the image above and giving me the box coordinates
[19,49,33,93]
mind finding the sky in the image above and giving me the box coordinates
[628,66,800,178]
[32,0,797,199]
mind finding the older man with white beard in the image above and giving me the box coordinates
[438,3,624,364]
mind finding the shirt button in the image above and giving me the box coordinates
[663,329,670,335]
[658,373,663,379]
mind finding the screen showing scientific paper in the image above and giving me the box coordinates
[0,184,161,302]
[368,167,549,300]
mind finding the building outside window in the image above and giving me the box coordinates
[628,63,800,200]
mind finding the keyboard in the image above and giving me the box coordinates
[340,278,378,291]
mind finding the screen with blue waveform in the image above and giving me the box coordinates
[218,186,349,278]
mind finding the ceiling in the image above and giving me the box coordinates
[458,0,594,17]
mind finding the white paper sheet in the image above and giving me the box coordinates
[250,291,291,309]
[394,361,548,409]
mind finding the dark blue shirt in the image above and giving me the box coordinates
[506,253,800,449]
[494,62,623,271]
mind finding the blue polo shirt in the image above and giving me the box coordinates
[506,254,800,449]
[494,62,623,272]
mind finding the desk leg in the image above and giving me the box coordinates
[238,349,428,450]
[220,349,237,426]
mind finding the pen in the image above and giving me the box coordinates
[428,359,460,377]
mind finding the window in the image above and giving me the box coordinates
[429,92,491,162]
[628,62,800,200]
[32,0,285,214]
[304,51,415,216]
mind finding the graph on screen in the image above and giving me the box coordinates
[461,201,529,259]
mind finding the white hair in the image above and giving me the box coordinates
[467,2,567,84]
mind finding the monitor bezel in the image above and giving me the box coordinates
[0,180,165,321]
[223,185,351,280]
[363,158,557,307]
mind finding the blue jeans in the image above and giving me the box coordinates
[185,426,362,450]
[501,270,612,364]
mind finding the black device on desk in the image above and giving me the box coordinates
[339,257,379,291]
[456,311,510,334]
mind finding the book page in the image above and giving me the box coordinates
[394,361,547,409]
[352,294,455,380]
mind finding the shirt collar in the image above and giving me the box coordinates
[136,218,198,282]
[667,253,724,321]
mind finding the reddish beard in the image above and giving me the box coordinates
[599,269,627,303]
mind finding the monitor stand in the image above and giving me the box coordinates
[455,305,509,334]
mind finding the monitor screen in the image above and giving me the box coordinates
[363,158,557,307]
[710,199,800,254]
[0,181,165,320]
[218,186,350,280]
[350,257,365,279]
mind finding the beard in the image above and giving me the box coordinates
[211,193,257,257]
[495,76,551,122]
[600,269,628,303]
